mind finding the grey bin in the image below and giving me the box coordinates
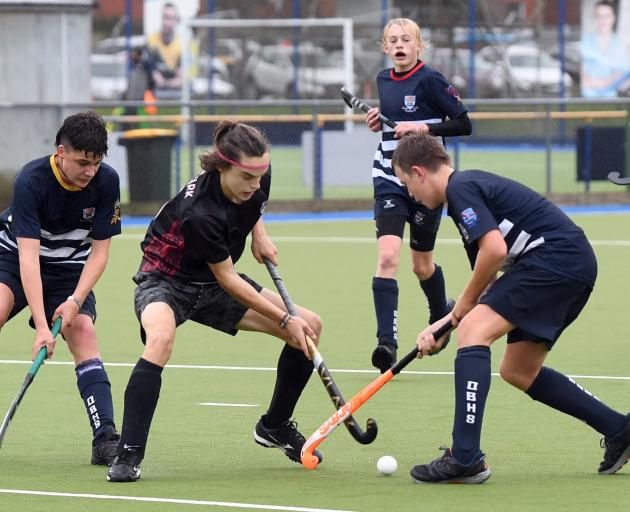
[119,128,178,202]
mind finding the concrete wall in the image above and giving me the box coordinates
[302,126,380,187]
[0,4,93,175]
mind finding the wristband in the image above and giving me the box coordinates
[67,295,82,309]
[279,313,291,329]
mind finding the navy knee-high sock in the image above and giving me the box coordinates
[451,346,492,465]
[526,366,626,437]
[372,277,398,346]
[264,344,314,427]
[419,263,448,323]
[76,358,115,441]
[119,358,163,456]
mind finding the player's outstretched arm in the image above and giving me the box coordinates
[17,238,55,359]
[250,219,277,265]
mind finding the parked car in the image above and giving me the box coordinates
[242,43,352,99]
[478,44,573,97]
[427,47,505,98]
[89,50,234,100]
[90,52,128,100]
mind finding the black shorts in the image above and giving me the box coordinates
[479,260,593,350]
[133,271,263,341]
[0,250,97,327]
[374,194,443,252]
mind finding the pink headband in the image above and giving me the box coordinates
[216,150,269,171]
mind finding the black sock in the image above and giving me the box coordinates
[264,345,314,427]
[119,358,163,456]
[372,277,398,346]
[76,358,115,441]
[419,263,448,322]
[526,366,626,437]
[451,346,491,465]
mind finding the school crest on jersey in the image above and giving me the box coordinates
[402,95,418,113]
[446,85,461,102]
[461,207,478,228]
[110,200,121,225]
[83,207,96,220]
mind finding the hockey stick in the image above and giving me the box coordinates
[0,316,63,448]
[340,87,398,129]
[300,320,454,469]
[263,258,378,445]
[608,171,630,186]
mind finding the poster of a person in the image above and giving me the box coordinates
[580,0,630,97]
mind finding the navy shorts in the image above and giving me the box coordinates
[0,250,97,327]
[133,271,263,342]
[374,194,443,252]
[479,260,593,350]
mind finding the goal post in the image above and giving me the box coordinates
[180,17,354,104]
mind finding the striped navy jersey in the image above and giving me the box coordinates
[373,61,467,198]
[138,167,271,283]
[446,170,596,287]
[0,155,121,274]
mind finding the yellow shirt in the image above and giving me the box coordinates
[147,31,181,71]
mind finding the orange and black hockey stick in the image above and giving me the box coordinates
[300,320,454,469]
[264,258,378,445]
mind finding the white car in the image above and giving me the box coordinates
[243,44,351,99]
[90,52,128,100]
[479,44,573,97]
[90,51,234,100]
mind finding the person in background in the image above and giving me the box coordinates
[365,18,471,372]
[147,2,182,94]
[122,47,155,129]
[0,111,122,465]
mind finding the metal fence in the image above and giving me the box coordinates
[1,97,629,212]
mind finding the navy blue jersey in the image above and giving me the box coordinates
[446,170,596,287]
[139,167,271,283]
[372,61,467,198]
[0,155,121,274]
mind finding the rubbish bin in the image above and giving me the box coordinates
[119,128,178,202]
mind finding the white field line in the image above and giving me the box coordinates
[116,234,630,246]
[199,402,259,407]
[0,359,629,381]
[0,489,356,512]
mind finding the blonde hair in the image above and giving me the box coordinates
[379,18,428,55]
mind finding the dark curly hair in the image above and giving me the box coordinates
[199,121,269,172]
[55,111,108,157]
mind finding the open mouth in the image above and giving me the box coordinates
[395,51,406,58]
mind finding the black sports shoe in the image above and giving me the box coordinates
[107,449,143,482]
[254,417,323,465]
[371,339,397,373]
[410,447,491,484]
[598,414,630,474]
[91,424,120,466]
